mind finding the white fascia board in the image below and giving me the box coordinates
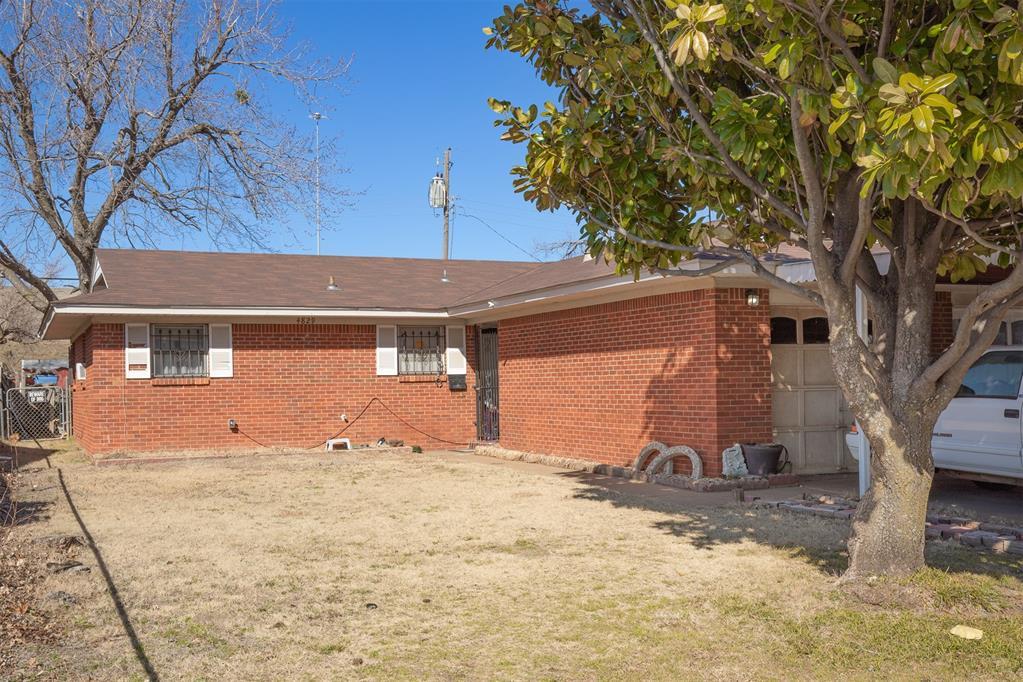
[48,305,453,319]
[37,306,56,339]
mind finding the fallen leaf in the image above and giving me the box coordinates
[950,625,983,640]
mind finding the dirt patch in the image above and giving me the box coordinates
[7,449,1023,680]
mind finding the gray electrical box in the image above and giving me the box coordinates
[448,374,467,391]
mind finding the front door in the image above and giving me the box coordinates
[933,349,1023,477]
[475,327,500,441]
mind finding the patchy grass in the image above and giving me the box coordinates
[906,566,1017,612]
[8,449,1023,680]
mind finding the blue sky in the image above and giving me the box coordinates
[245,0,577,263]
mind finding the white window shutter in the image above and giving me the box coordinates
[124,323,151,379]
[376,325,398,376]
[446,325,467,375]
[209,324,233,378]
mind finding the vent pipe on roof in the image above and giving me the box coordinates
[326,275,340,291]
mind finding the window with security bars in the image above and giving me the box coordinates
[398,326,445,375]
[151,325,209,377]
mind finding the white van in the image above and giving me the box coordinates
[846,347,1023,486]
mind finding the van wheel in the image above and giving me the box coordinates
[974,481,1014,491]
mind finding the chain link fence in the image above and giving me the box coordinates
[1,386,70,442]
[0,466,12,532]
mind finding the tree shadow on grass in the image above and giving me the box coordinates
[57,468,160,681]
[13,499,53,527]
[1,442,57,469]
[560,470,1023,582]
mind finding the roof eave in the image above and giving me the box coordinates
[450,257,754,317]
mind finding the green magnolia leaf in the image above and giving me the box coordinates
[828,111,850,134]
[898,72,925,92]
[878,84,907,104]
[921,93,956,117]
[856,154,883,169]
[485,0,1023,315]
[872,57,899,84]
[841,19,863,38]
[762,42,782,65]
[700,4,726,23]
[671,31,693,65]
[938,16,964,53]
[971,132,986,162]
[911,105,934,133]
[692,30,710,60]
[921,73,957,94]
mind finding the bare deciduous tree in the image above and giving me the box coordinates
[0,0,350,311]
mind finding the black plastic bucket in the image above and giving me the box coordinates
[741,443,788,476]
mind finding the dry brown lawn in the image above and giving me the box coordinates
[6,448,1023,681]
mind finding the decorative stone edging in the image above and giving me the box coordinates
[761,497,1023,556]
[473,445,798,492]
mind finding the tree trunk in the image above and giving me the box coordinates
[845,415,936,579]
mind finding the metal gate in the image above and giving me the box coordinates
[2,386,71,441]
[475,327,500,441]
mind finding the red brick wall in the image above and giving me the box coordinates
[931,290,954,358]
[495,288,772,477]
[69,323,476,454]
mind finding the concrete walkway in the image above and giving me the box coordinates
[434,451,1023,525]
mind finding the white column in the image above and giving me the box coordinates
[855,286,872,497]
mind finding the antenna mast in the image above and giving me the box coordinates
[310,112,326,255]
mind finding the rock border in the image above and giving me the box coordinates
[761,497,1023,556]
[474,445,798,492]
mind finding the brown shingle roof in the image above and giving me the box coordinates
[451,255,619,305]
[63,249,540,310]
[55,244,824,313]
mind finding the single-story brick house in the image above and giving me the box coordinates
[41,247,967,477]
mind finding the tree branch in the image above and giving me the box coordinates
[622,0,807,231]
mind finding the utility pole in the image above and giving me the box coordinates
[442,147,451,260]
[429,148,453,259]
[310,112,326,256]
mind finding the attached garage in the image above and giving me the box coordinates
[770,307,856,474]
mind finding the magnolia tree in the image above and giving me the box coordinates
[0,0,349,315]
[487,0,1023,579]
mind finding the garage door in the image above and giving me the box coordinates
[770,309,855,474]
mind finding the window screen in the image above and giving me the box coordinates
[151,325,209,377]
[957,351,1023,399]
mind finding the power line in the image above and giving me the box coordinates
[457,198,577,232]
[455,207,542,262]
